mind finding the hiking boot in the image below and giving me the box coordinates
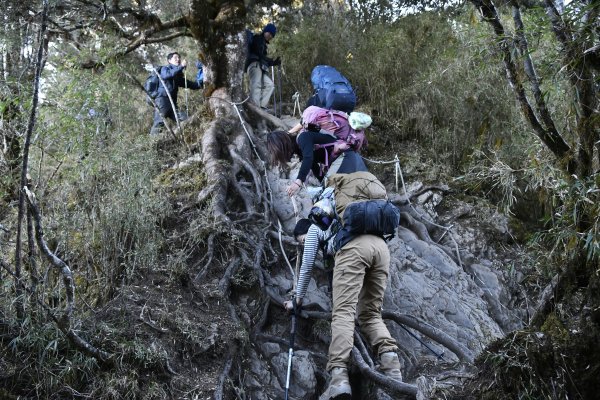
[379,351,402,381]
[319,367,351,400]
[150,124,164,135]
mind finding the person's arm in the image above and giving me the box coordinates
[282,225,329,314]
[183,79,201,90]
[160,65,184,80]
[288,123,302,136]
[295,132,315,183]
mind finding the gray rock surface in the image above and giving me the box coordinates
[262,163,524,398]
[271,350,317,399]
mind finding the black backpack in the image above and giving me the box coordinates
[244,29,255,70]
[144,66,163,105]
[333,200,400,251]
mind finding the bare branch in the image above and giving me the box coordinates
[214,355,233,400]
[14,0,50,319]
[511,2,561,144]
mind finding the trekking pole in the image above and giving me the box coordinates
[292,92,300,117]
[271,65,277,116]
[184,70,189,118]
[277,64,282,118]
[284,300,298,400]
[397,323,446,361]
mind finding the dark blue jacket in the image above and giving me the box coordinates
[246,33,275,71]
[157,64,200,106]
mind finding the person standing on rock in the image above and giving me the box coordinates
[246,23,281,109]
[285,215,403,400]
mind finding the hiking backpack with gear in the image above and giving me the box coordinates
[326,171,400,250]
[144,66,163,105]
[342,199,400,237]
[301,106,368,173]
[307,65,357,114]
[302,106,367,151]
[244,28,256,71]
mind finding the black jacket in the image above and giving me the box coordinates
[246,33,275,71]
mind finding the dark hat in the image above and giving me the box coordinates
[263,23,277,37]
[293,218,312,238]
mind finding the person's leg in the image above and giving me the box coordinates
[247,62,262,106]
[150,96,174,134]
[260,73,274,108]
[321,237,368,399]
[150,107,164,134]
[326,237,368,371]
[356,235,397,355]
[355,235,402,380]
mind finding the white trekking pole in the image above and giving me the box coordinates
[284,300,298,400]
[184,70,189,118]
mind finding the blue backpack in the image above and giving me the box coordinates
[144,66,163,105]
[307,65,357,114]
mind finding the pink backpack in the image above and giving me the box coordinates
[301,106,367,152]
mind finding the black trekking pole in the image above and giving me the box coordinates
[284,300,298,400]
[271,65,277,116]
[398,323,446,361]
[277,64,282,118]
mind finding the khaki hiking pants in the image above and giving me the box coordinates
[327,234,398,371]
[248,61,274,108]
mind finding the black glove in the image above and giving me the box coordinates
[273,57,281,66]
[307,123,320,132]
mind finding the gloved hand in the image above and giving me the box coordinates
[306,123,320,132]
[273,57,281,66]
[283,298,302,313]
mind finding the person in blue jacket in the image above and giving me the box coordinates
[150,52,201,135]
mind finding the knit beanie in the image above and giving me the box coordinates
[263,23,277,37]
[293,218,312,238]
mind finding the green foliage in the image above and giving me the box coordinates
[275,9,525,169]
[0,309,102,398]
[30,61,170,301]
[533,173,600,265]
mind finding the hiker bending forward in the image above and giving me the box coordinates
[267,131,367,197]
[285,217,403,400]
[150,52,201,135]
[246,23,280,109]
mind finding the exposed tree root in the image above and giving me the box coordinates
[194,232,215,282]
[214,355,233,400]
[382,311,474,363]
[245,102,289,131]
[355,329,375,368]
[197,119,230,221]
[352,346,419,398]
